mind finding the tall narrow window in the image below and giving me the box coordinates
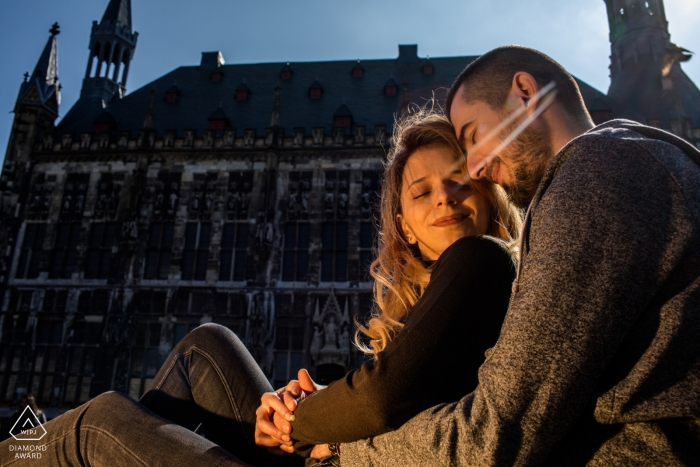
[282,223,310,282]
[273,324,305,388]
[50,223,81,279]
[84,222,118,279]
[16,223,46,279]
[359,222,376,281]
[181,223,211,281]
[144,223,174,280]
[219,223,250,281]
[321,222,348,282]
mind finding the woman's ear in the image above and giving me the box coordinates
[397,214,417,245]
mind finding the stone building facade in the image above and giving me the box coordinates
[1,0,698,413]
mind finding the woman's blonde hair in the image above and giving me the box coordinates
[356,108,523,355]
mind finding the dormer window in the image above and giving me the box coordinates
[210,72,223,82]
[236,82,250,101]
[421,57,434,75]
[384,78,399,96]
[208,107,229,136]
[309,81,323,99]
[209,120,225,132]
[352,61,364,78]
[164,84,180,103]
[93,123,110,135]
[93,111,116,136]
[280,62,293,80]
[335,117,352,129]
[333,104,353,129]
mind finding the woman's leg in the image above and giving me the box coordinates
[0,391,250,467]
[139,323,297,467]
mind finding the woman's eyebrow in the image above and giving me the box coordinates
[407,176,427,189]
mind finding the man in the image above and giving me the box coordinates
[337,46,700,465]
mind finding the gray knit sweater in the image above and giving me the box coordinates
[341,120,700,466]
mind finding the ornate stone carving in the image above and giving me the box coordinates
[310,292,351,367]
[245,291,275,375]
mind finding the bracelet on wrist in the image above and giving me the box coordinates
[327,442,341,457]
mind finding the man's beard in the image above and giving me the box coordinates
[495,118,554,209]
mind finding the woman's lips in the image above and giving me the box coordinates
[432,213,468,227]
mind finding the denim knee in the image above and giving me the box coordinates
[89,391,132,410]
[177,322,244,354]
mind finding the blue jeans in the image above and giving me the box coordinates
[0,324,302,467]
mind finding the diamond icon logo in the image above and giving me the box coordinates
[9,406,47,441]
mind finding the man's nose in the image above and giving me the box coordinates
[466,151,488,180]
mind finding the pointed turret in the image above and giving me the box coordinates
[81,0,138,102]
[101,0,132,29]
[605,0,700,138]
[16,23,61,117]
[59,0,138,133]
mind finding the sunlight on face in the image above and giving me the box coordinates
[398,145,489,261]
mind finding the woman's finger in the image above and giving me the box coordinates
[298,368,324,393]
[261,392,296,421]
[279,389,298,412]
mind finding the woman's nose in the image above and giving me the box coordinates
[436,183,458,206]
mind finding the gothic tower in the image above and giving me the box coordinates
[81,0,138,103]
[0,24,61,332]
[605,0,700,138]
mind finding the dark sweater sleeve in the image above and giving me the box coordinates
[291,235,515,447]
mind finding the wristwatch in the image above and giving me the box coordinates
[327,442,341,458]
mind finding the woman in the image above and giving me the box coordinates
[0,111,521,467]
[256,110,521,459]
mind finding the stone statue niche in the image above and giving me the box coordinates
[227,171,254,221]
[153,173,181,221]
[59,174,90,221]
[310,292,351,368]
[360,171,380,220]
[95,174,121,220]
[188,173,217,220]
[244,291,275,376]
[28,174,53,220]
[323,171,336,220]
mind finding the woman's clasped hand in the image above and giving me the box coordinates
[254,368,325,455]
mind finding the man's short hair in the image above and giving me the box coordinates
[446,45,591,123]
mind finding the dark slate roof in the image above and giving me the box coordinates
[101,0,132,29]
[56,46,610,138]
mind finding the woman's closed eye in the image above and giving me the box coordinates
[413,190,430,200]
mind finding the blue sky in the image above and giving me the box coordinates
[1,0,699,163]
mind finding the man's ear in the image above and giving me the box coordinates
[396,214,417,244]
[507,72,539,115]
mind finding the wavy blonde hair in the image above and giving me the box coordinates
[356,109,523,355]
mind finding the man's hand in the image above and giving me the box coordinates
[310,444,332,459]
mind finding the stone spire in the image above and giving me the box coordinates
[604,0,700,135]
[15,23,61,116]
[101,0,132,30]
[81,0,138,103]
